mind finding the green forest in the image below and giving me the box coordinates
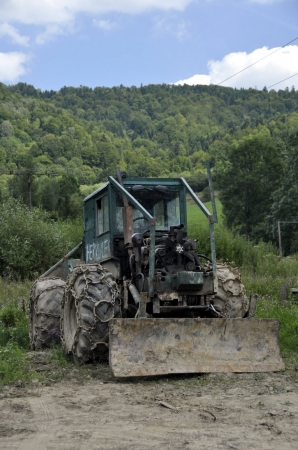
[0,81,298,262]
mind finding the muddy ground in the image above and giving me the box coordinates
[1,352,298,450]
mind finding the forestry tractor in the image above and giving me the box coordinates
[29,166,284,377]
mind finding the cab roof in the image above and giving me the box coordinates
[83,177,184,203]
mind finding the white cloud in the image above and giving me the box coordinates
[175,45,298,90]
[0,23,30,46]
[154,16,189,40]
[35,25,65,45]
[93,19,115,31]
[0,52,30,82]
[176,74,210,85]
[176,21,189,40]
[0,1,194,26]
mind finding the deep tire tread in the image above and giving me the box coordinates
[212,263,249,318]
[61,263,121,362]
[29,277,65,350]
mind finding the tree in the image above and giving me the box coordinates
[93,134,120,181]
[0,120,14,137]
[123,147,164,177]
[56,174,82,220]
[265,131,298,254]
[8,154,38,210]
[217,135,283,239]
[36,177,61,216]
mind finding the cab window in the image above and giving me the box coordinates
[115,189,180,234]
[97,195,109,234]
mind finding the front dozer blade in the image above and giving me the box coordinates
[109,318,285,377]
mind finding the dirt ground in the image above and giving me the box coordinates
[1,352,298,450]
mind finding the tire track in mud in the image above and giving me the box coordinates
[18,396,53,450]
[15,393,94,450]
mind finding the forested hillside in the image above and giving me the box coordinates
[0,81,298,250]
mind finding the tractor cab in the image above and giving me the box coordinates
[83,176,189,280]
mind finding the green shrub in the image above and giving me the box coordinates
[0,341,37,387]
[0,198,83,279]
[200,186,211,203]
[0,302,29,348]
[0,324,29,349]
[188,220,276,269]
[0,303,24,327]
[50,345,68,366]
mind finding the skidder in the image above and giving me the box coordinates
[30,167,284,376]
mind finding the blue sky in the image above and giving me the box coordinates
[0,0,297,91]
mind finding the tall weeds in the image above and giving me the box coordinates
[188,220,277,269]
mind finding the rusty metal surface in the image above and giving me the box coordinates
[122,206,134,248]
[158,291,179,301]
[109,318,285,377]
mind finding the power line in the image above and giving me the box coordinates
[267,72,298,89]
[216,36,298,86]
[0,169,69,176]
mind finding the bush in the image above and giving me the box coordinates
[0,303,29,348]
[184,172,208,192]
[0,303,24,327]
[0,198,83,279]
[188,220,277,269]
[201,186,211,203]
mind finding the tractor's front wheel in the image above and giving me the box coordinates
[29,277,65,350]
[61,264,121,362]
[212,263,249,318]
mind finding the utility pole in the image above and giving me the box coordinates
[277,221,282,257]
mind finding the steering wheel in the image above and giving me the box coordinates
[133,216,149,223]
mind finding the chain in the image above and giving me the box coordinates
[206,262,249,318]
[61,263,120,360]
[30,276,65,348]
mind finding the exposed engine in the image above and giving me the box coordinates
[131,224,210,275]
[128,224,214,317]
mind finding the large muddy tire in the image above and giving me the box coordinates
[61,263,121,363]
[29,277,65,350]
[212,263,249,318]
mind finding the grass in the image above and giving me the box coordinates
[242,259,298,365]
[0,278,40,388]
[0,279,31,348]
[0,278,31,308]
[187,198,274,267]
[256,297,298,355]
[0,341,37,386]
[187,199,223,224]
[49,344,68,366]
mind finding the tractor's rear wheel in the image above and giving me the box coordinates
[61,263,121,362]
[212,263,249,318]
[29,277,65,350]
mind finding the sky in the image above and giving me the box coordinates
[0,0,297,92]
